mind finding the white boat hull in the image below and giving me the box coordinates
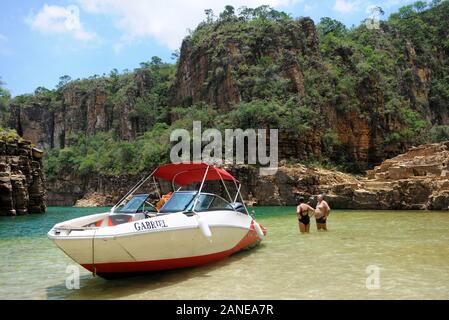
[48,211,265,277]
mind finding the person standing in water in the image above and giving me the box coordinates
[297,197,315,234]
[315,194,331,231]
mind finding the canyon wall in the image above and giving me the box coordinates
[67,141,449,210]
[169,14,446,168]
[8,16,444,167]
[324,141,449,210]
[7,69,157,151]
[0,138,46,215]
[48,172,144,207]
[2,4,448,208]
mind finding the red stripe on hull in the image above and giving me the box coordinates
[82,225,265,275]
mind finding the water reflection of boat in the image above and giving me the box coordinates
[48,163,266,279]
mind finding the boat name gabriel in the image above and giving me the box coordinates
[134,220,168,231]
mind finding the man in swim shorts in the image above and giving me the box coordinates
[315,194,331,231]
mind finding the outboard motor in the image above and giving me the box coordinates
[231,202,247,214]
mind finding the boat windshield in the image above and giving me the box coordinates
[185,193,234,212]
[159,192,196,213]
[118,194,149,213]
[159,191,234,213]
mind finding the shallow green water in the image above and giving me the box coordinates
[1,207,449,300]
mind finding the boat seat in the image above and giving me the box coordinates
[231,202,247,214]
[108,214,133,225]
[96,214,133,227]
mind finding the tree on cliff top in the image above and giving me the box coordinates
[317,17,347,36]
[56,75,72,90]
[0,78,20,143]
[0,77,10,101]
[0,77,11,126]
[219,5,235,21]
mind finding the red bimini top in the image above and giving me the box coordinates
[153,163,238,186]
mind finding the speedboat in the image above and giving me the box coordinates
[48,163,266,278]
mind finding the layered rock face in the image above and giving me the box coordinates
[3,5,448,209]
[171,18,317,109]
[169,16,437,168]
[227,164,358,206]
[6,6,449,169]
[62,164,357,208]
[171,18,328,163]
[0,139,46,216]
[7,69,156,150]
[322,142,449,210]
[47,172,143,207]
[61,141,449,210]
[1,16,385,170]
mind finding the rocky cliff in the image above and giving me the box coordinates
[7,68,164,150]
[171,17,317,109]
[0,137,46,215]
[69,141,449,210]
[169,3,449,168]
[68,164,358,208]
[1,3,448,209]
[231,140,449,210]
[6,3,449,169]
[49,172,143,207]
[323,141,449,210]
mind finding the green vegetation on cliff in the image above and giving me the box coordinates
[0,78,11,125]
[0,128,20,142]
[2,1,449,179]
[44,124,171,179]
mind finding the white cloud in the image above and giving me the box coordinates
[0,33,7,42]
[333,0,358,13]
[303,4,313,12]
[77,0,300,50]
[27,4,96,41]
[332,0,412,15]
[380,0,406,6]
[380,0,417,9]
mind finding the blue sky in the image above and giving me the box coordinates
[0,0,418,96]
